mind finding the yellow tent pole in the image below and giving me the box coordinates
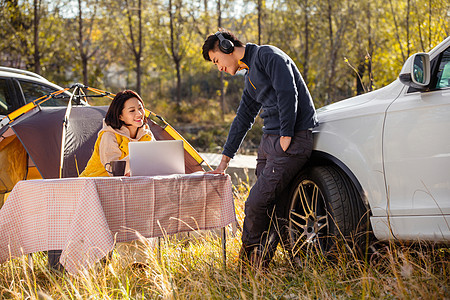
[0,88,69,128]
[86,87,115,100]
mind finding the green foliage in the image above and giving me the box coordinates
[0,0,33,66]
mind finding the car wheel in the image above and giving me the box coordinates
[283,165,370,260]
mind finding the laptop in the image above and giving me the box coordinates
[128,140,185,176]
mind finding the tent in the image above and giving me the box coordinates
[0,86,208,205]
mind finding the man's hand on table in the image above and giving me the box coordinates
[207,154,231,174]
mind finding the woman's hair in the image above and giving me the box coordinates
[105,90,147,129]
[202,29,244,61]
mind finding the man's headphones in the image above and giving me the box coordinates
[215,31,234,54]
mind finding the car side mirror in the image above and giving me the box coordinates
[399,53,430,90]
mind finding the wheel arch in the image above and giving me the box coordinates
[307,150,370,212]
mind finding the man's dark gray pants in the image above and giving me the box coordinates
[242,130,313,255]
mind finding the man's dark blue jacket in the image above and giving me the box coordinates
[222,43,318,158]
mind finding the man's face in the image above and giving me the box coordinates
[208,49,240,75]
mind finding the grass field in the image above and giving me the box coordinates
[1,181,448,299]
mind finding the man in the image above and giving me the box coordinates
[202,29,318,267]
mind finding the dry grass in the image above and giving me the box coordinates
[0,181,448,299]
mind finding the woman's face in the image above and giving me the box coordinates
[119,97,145,130]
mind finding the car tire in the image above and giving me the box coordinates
[282,165,371,262]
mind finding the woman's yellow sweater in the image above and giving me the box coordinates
[80,122,153,177]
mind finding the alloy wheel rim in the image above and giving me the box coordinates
[288,179,329,257]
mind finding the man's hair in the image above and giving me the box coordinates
[105,90,147,129]
[202,29,244,61]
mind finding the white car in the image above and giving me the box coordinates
[286,36,450,254]
[0,67,87,120]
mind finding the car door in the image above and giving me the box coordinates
[382,47,450,239]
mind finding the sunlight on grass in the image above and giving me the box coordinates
[0,180,448,299]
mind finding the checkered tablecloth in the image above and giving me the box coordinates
[0,173,235,274]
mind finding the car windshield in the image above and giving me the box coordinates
[19,80,72,106]
[435,47,450,89]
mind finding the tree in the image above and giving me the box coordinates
[188,0,212,37]
[123,0,144,94]
[1,0,448,114]
[31,0,66,76]
[33,0,41,74]
[76,0,101,85]
[217,0,225,119]
[0,0,32,68]
[162,0,195,106]
[168,0,182,105]
[256,0,264,45]
[322,0,353,103]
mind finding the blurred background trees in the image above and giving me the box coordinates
[0,0,448,151]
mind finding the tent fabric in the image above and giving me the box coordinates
[0,136,27,194]
[148,122,204,174]
[0,105,204,197]
[11,106,109,179]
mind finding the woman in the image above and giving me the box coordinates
[49,90,155,272]
[84,90,156,267]
[80,90,154,177]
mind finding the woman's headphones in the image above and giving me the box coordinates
[215,31,234,54]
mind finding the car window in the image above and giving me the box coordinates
[19,80,69,106]
[435,47,450,89]
[0,79,13,115]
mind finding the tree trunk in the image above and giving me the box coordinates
[33,0,41,74]
[367,0,373,92]
[326,0,334,104]
[356,61,365,95]
[125,0,143,94]
[257,0,262,45]
[78,0,88,85]
[136,57,141,95]
[218,0,225,120]
[406,0,410,57]
[303,0,309,85]
[428,0,432,49]
[82,58,88,85]
[204,0,209,34]
[176,61,181,105]
[389,0,406,62]
[168,0,182,105]
[137,0,142,94]
[414,1,425,51]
